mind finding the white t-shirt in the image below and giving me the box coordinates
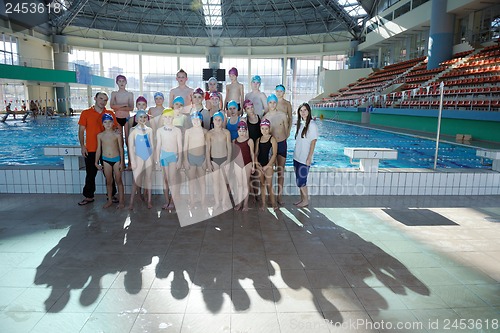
[293,120,319,165]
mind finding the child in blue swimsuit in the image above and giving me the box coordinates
[128,110,154,209]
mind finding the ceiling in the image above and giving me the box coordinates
[41,0,377,46]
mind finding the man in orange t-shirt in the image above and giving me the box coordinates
[78,92,118,205]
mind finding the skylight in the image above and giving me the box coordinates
[336,0,368,18]
[202,0,222,27]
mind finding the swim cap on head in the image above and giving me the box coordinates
[135,110,147,118]
[102,113,114,122]
[116,75,127,83]
[275,84,285,92]
[154,92,164,99]
[208,77,218,83]
[173,96,184,105]
[227,100,238,109]
[209,92,220,99]
[228,67,238,76]
[237,121,247,129]
[251,75,261,83]
[191,111,203,121]
[193,87,204,96]
[260,118,271,127]
[267,94,278,104]
[243,99,254,109]
[162,108,174,117]
[213,111,224,121]
[136,96,147,105]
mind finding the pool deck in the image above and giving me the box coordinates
[0,193,499,332]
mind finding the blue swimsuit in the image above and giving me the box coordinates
[135,133,152,161]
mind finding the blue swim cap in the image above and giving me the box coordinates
[191,111,203,121]
[213,111,224,121]
[102,113,113,122]
[275,84,285,92]
[135,110,147,118]
[154,92,164,99]
[227,100,238,109]
[173,96,184,105]
[267,94,278,104]
[251,75,261,83]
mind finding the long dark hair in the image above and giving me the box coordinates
[295,102,313,139]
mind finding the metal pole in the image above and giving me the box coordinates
[433,81,444,169]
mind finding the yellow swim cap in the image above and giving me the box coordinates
[162,108,174,117]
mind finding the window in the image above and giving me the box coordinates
[0,34,18,65]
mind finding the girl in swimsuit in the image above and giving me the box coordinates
[233,121,255,211]
[95,113,125,209]
[255,118,278,210]
[128,110,154,209]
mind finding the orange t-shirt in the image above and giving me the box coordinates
[78,107,118,152]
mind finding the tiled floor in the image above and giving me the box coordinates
[0,194,499,333]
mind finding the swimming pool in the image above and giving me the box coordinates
[0,117,489,168]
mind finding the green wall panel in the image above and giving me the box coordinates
[0,64,114,88]
[370,114,500,142]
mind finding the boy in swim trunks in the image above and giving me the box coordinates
[224,67,244,113]
[262,94,289,206]
[183,112,208,208]
[95,113,125,209]
[128,110,154,209]
[156,108,183,210]
[244,75,267,117]
[206,111,232,212]
[275,84,293,137]
[169,69,194,109]
[110,74,134,131]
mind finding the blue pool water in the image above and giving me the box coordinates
[0,117,489,169]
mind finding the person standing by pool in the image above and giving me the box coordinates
[275,84,293,137]
[78,92,118,206]
[148,92,165,137]
[128,110,154,210]
[244,75,267,117]
[224,67,244,113]
[110,75,134,130]
[255,119,278,211]
[95,113,125,209]
[169,69,194,109]
[205,77,223,111]
[262,94,289,206]
[293,103,318,208]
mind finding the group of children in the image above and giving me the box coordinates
[95,68,298,212]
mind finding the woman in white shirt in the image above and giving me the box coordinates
[293,103,318,207]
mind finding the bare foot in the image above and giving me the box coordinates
[293,200,302,206]
[297,201,309,208]
[242,205,249,211]
[167,202,175,210]
[162,203,169,210]
[128,204,133,210]
[259,205,266,211]
[234,204,241,211]
[273,205,279,211]
[147,201,153,209]
[117,203,124,209]
[103,201,113,209]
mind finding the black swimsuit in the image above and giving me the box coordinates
[247,115,261,143]
[258,136,272,166]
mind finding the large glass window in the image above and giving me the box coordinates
[142,54,177,105]
[68,49,100,74]
[180,56,208,92]
[250,58,282,95]
[102,52,140,94]
[288,57,321,107]
[0,34,18,65]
